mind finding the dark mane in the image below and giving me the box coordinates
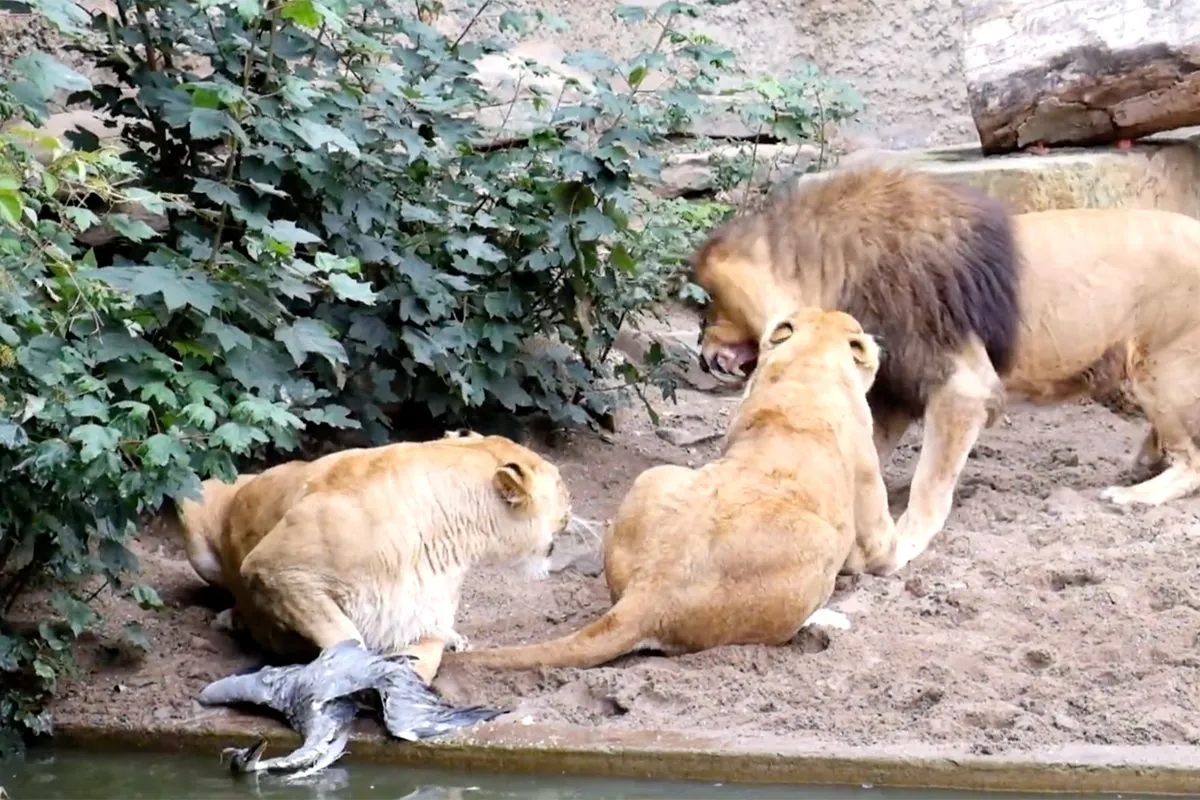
[695,166,1020,419]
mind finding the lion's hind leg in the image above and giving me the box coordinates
[238,518,364,655]
[1101,335,1200,507]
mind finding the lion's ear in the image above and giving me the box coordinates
[847,333,876,367]
[494,462,531,506]
[765,319,795,348]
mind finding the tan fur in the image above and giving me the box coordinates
[693,165,1200,567]
[445,309,899,671]
[171,430,572,682]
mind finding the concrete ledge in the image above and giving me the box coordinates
[837,138,1200,218]
[52,715,1200,796]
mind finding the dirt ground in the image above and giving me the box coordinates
[41,308,1200,758]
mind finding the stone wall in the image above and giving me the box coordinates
[453,0,975,149]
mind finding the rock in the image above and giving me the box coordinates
[658,143,822,198]
[612,327,734,394]
[549,531,605,577]
[963,0,1200,154]
[188,635,217,653]
[654,425,721,448]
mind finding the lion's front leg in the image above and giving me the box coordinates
[844,439,901,576]
[398,636,449,684]
[895,341,1001,569]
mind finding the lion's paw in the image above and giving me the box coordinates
[802,608,851,631]
[1100,485,1143,507]
[445,631,471,653]
[893,538,927,571]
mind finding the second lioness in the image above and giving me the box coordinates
[445,308,899,670]
[175,430,573,681]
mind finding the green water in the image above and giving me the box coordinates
[0,749,1177,799]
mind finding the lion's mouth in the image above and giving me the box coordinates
[701,342,759,382]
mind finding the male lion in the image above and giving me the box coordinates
[692,164,1200,567]
[171,430,572,773]
[444,308,898,671]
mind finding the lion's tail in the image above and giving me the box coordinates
[451,597,655,671]
[166,474,257,588]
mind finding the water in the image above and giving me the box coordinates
[0,749,1176,799]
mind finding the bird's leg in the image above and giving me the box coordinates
[220,699,355,778]
[201,641,371,777]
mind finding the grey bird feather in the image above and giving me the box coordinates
[198,639,503,777]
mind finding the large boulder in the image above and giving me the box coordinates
[963,0,1200,154]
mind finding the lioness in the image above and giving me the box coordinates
[445,308,898,671]
[693,164,1200,567]
[174,430,572,683]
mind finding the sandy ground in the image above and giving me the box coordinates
[37,310,1200,758]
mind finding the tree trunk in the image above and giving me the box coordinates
[963,0,1200,155]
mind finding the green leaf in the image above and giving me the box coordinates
[27,0,92,32]
[131,584,164,610]
[123,622,151,652]
[212,421,269,454]
[447,234,506,263]
[68,424,120,463]
[498,9,527,32]
[38,623,69,653]
[488,374,534,411]
[138,382,178,406]
[281,0,321,27]
[106,213,161,242]
[613,5,647,22]
[285,118,361,157]
[300,404,361,429]
[13,52,92,98]
[181,402,218,430]
[189,108,239,141]
[274,319,349,368]
[0,190,22,227]
[50,590,100,636]
[66,395,110,421]
[247,179,289,198]
[89,266,221,315]
[61,206,99,231]
[400,203,441,224]
[326,272,377,304]
[0,421,29,449]
[201,318,253,352]
[483,290,525,318]
[122,187,169,215]
[32,658,57,685]
[193,178,241,207]
[577,207,618,241]
[314,252,360,274]
[264,219,322,246]
[142,433,189,467]
[98,539,138,575]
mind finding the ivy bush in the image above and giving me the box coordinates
[1,0,860,753]
[0,80,350,754]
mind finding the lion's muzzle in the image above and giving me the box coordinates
[699,341,759,383]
